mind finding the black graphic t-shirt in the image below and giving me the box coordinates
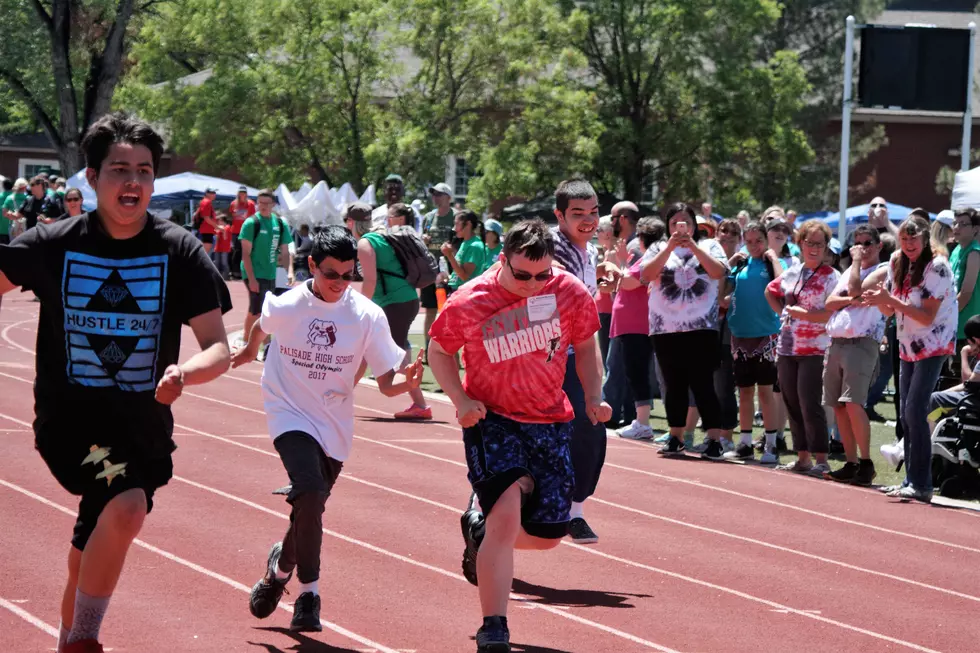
[0,212,232,455]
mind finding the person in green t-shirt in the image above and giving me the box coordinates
[239,188,293,344]
[441,210,486,291]
[951,209,980,358]
[357,202,431,420]
[483,218,504,272]
[0,178,14,244]
[2,180,28,243]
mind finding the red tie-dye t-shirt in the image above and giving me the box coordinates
[429,268,601,424]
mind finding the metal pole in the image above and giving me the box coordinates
[962,22,976,171]
[838,16,855,242]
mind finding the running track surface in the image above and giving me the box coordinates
[2,285,980,653]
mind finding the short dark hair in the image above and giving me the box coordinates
[851,224,880,245]
[554,179,596,213]
[388,203,414,223]
[503,219,554,261]
[636,217,666,248]
[955,208,980,227]
[664,202,699,241]
[81,112,164,175]
[311,225,358,265]
[257,188,276,201]
[30,174,48,187]
[965,314,980,341]
[1,178,13,192]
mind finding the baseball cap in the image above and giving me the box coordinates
[696,215,716,234]
[238,185,248,194]
[766,216,792,232]
[205,186,218,194]
[384,174,404,184]
[936,209,955,227]
[346,201,373,221]
[429,182,453,196]
[829,238,842,255]
[484,218,503,236]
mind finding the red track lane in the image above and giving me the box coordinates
[2,374,960,653]
[2,291,980,652]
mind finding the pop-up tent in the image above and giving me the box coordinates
[952,167,980,210]
[822,203,933,234]
[149,173,259,208]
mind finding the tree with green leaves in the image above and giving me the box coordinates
[120,0,392,192]
[0,0,155,174]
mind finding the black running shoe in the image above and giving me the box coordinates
[658,436,686,457]
[567,517,598,544]
[723,442,755,461]
[249,542,291,619]
[476,616,510,652]
[290,592,322,632]
[701,439,724,461]
[850,460,877,487]
[829,439,846,457]
[825,461,859,483]
[460,493,484,587]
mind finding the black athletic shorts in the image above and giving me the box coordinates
[420,284,438,309]
[463,411,574,539]
[199,232,215,245]
[246,278,277,315]
[733,353,778,388]
[34,413,174,551]
[382,298,420,350]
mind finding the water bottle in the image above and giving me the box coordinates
[439,257,449,276]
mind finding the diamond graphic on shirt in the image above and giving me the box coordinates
[62,252,168,392]
[307,319,337,350]
[99,341,127,365]
[100,284,130,307]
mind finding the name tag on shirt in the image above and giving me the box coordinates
[527,293,558,322]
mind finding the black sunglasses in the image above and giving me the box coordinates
[507,259,553,282]
[317,267,356,281]
[870,203,886,209]
[65,197,82,202]
[854,239,875,247]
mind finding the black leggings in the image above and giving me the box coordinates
[652,330,722,429]
[617,334,654,403]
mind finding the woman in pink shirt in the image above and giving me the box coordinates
[609,217,666,440]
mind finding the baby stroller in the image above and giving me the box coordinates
[930,384,980,499]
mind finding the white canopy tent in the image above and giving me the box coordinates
[65,169,98,212]
[952,166,980,210]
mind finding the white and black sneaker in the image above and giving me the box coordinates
[701,439,725,461]
[723,443,755,461]
[658,436,686,457]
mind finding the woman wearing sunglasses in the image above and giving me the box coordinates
[641,202,730,459]
[764,220,840,475]
[863,215,958,502]
[59,188,85,221]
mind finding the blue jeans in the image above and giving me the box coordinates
[899,356,946,492]
[601,337,636,423]
[866,342,892,407]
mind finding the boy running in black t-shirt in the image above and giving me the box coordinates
[0,113,233,653]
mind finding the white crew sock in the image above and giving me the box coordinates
[569,501,585,520]
[298,580,319,596]
[275,562,291,581]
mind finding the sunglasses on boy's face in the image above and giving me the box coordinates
[854,238,875,247]
[506,259,553,282]
[316,266,356,281]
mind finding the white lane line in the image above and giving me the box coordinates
[146,420,952,652]
[0,479,403,653]
[0,596,59,637]
[1,319,35,354]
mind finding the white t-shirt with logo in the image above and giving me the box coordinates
[259,282,405,461]
[826,263,887,341]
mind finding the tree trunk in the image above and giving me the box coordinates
[48,0,82,173]
[82,0,138,128]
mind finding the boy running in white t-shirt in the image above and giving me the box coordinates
[232,225,423,631]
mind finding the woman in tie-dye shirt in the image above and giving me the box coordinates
[863,215,957,503]
[765,220,840,476]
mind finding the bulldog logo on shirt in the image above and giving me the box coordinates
[307,319,337,350]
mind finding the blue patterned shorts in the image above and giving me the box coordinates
[462,411,574,539]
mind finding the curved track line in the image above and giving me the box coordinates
[0,479,403,653]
